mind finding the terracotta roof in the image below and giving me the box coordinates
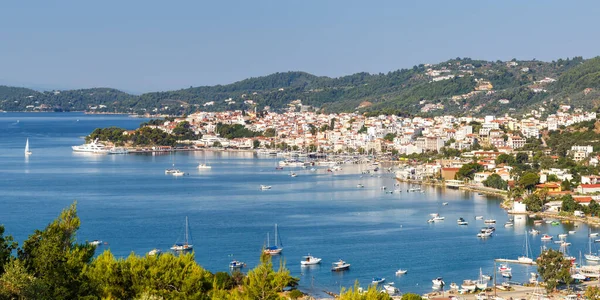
[574,196,593,203]
[580,184,600,188]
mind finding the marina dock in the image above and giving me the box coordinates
[494,258,536,265]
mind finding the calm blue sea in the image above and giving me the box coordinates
[0,112,595,297]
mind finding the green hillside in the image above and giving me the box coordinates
[2,56,600,116]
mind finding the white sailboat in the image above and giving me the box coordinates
[198,152,212,169]
[170,216,193,251]
[518,230,534,264]
[585,230,600,261]
[476,268,488,290]
[264,224,283,255]
[25,138,32,156]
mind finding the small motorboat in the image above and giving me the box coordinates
[501,271,512,278]
[498,264,512,272]
[569,230,576,234]
[541,234,553,241]
[533,220,543,226]
[457,217,469,225]
[229,260,246,269]
[197,163,212,169]
[449,282,459,290]
[89,240,103,246]
[372,277,385,284]
[396,269,408,275]
[290,172,298,177]
[590,233,599,237]
[482,274,492,280]
[484,219,496,224]
[357,184,364,188]
[442,202,449,206]
[475,216,484,220]
[260,185,272,190]
[301,255,322,266]
[530,229,540,235]
[433,216,445,221]
[427,219,435,223]
[172,170,185,176]
[148,248,162,256]
[558,233,568,239]
[504,221,514,227]
[331,259,351,271]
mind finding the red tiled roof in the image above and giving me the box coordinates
[580,184,600,188]
[574,196,593,203]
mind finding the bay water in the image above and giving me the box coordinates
[0,112,596,297]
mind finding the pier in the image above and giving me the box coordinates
[494,258,536,265]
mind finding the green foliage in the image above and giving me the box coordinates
[561,195,581,213]
[172,121,199,140]
[523,194,544,212]
[0,225,17,275]
[537,249,573,292]
[383,133,397,142]
[87,127,127,144]
[16,202,96,299]
[288,289,304,299]
[0,258,44,299]
[241,252,298,300]
[483,174,508,190]
[339,281,392,300]
[263,128,276,137]
[253,139,261,149]
[585,286,600,300]
[401,293,423,300]
[519,172,540,190]
[217,123,262,139]
[495,153,515,165]
[456,162,484,180]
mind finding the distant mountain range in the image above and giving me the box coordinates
[2,56,600,116]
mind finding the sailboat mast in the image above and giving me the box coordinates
[267,232,270,247]
[275,224,278,247]
[185,216,189,245]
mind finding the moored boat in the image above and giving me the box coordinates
[461,279,476,292]
[264,224,283,255]
[432,277,445,288]
[260,185,272,190]
[540,234,553,241]
[331,259,350,271]
[484,219,496,224]
[372,277,385,284]
[148,248,162,256]
[89,240,102,246]
[229,260,246,269]
[72,138,109,153]
[457,217,469,225]
[171,216,193,251]
[396,269,408,275]
[301,254,322,265]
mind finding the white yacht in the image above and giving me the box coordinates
[172,170,185,177]
[331,259,351,271]
[88,240,103,246]
[197,163,212,169]
[461,279,477,292]
[72,138,109,153]
[148,249,162,256]
[301,255,322,265]
[432,277,445,288]
[260,185,272,190]
[395,269,408,275]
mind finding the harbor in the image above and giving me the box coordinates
[4,112,600,298]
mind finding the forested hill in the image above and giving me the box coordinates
[2,56,600,116]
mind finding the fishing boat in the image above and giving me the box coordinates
[477,228,493,238]
[498,264,511,272]
[461,279,477,292]
[372,277,386,284]
[518,231,534,264]
[457,217,469,225]
[264,224,283,255]
[476,268,488,290]
[301,254,322,265]
[433,216,445,221]
[170,216,193,251]
[432,277,445,288]
[484,219,496,224]
[396,269,408,275]
[148,249,162,256]
[25,138,32,156]
[530,229,540,235]
[165,152,182,175]
[331,259,350,271]
[260,185,272,190]
[229,260,246,269]
[501,271,512,278]
[540,234,553,241]
[197,163,212,169]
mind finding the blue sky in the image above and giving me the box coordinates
[0,0,598,93]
